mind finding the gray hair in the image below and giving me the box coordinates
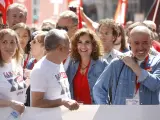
[130,26,152,39]
[44,29,68,51]
[7,3,27,17]
[59,10,78,25]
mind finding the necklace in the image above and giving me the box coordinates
[80,60,90,74]
[80,62,89,70]
[81,65,88,70]
[80,64,88,75]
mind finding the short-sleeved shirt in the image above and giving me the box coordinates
[30,56,71,103]
[0,61,26,103]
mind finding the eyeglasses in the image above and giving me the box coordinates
[56,26,68,32]
[0,24,8,29]
[56,25,77,32]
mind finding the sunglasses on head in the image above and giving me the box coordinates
[0,24,8,29]
[56,26,68,32]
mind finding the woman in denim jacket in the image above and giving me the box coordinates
[66,28,108,104]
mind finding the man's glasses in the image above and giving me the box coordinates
[56,26,68,32]
[0,24,8,29]
[56,24,77,32]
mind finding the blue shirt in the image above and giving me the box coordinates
[93,55,160,105]
[66,58,108,104]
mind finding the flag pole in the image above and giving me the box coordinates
[153,0,160,22]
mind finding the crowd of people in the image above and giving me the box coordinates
[0,2,160,116]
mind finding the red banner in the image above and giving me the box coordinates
[114,0,128,25]
[0,0,13,24]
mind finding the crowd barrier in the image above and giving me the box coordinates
[0,105,160,120]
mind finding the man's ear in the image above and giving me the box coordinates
[57,44,63,52]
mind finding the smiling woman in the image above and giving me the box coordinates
[0,29,26,115]
[66,28,108,104]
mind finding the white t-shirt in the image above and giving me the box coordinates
[0,61,27,103]
[30,56,71,101]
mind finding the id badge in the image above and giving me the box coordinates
[126,99,139,105]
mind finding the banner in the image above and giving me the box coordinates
[0,105,160,120]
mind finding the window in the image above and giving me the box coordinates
[33,9,37,15]
[34,0,37,5]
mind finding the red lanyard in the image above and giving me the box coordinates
[135,55,149,94]
[31,59,37,69]
[23,54,29,69]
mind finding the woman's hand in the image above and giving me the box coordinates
[10,100,25,114]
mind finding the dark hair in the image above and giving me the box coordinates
[117,24,128,52]
[12,23,31,54]
[71,28,103,61]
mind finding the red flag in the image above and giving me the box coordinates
[146,0,160,31]
[68,0,83,29]
[0,1,5,24]
[78,0,83,29]
[0,0,13,24]
[114,0,128,25]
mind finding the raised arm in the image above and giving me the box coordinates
[80,7,99,31]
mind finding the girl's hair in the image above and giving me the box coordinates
[71,28,103,61]
[12,23,31,54]
[0,29,23,66]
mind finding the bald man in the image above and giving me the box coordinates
[93,26,160,105]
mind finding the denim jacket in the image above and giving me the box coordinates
[93,55,160,105]
[66,58,108,104]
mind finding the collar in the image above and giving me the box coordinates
[104,49,121,59]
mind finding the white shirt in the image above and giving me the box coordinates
[133,60,144,99]
[31,56,71,102]
[102,49,123,63]
[0,61,26,103]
